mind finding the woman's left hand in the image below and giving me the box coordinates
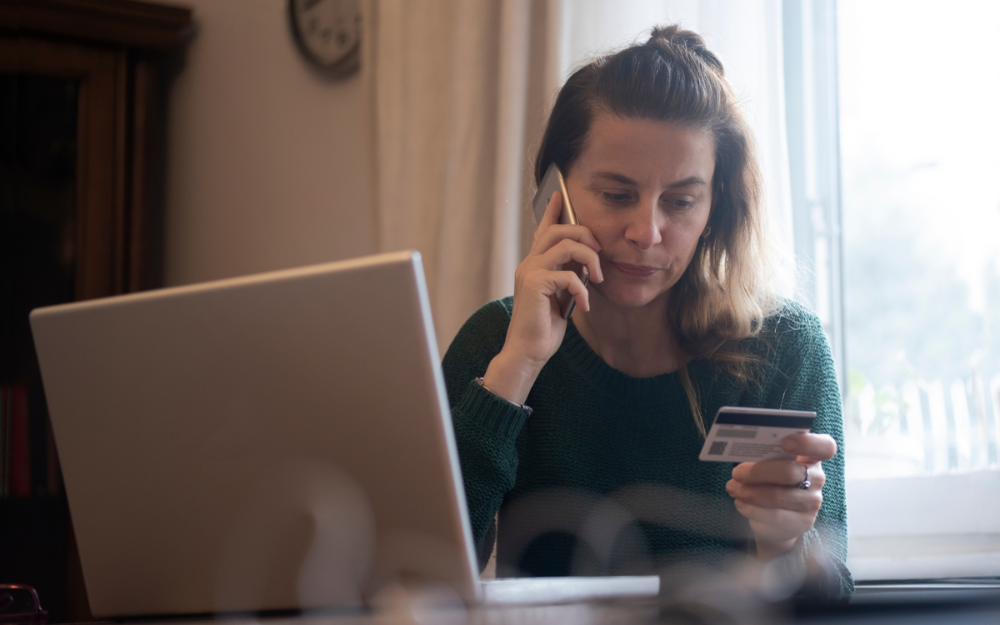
[725,432,837,559]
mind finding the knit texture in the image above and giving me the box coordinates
[443,297,852,598]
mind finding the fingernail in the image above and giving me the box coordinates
[782,439,798,453]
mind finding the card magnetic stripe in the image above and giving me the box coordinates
[712,413,815,429]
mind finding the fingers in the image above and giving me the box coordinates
[550,270,591,313]
[782,432,837,463]
[734,494,817,554]
[529,191,604,289]
[734,500,816,541]
[726,479,823,514]
[526,237,604,284]
[732,459,826,489]
[533,221,602,255]
[532,189,602,254]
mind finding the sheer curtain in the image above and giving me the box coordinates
[373,0,560,351]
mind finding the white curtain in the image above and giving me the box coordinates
[374,0,561,352]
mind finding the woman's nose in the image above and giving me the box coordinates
[624,201,663,250]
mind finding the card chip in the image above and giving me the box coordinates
[708,441,727,456]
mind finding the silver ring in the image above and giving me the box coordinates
[798,464,811,490]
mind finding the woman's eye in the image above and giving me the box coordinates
[666,197,695,210]
[602,191,633,204]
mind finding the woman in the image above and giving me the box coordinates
[442,25,851,597]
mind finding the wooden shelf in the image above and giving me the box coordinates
[0,0,193,51]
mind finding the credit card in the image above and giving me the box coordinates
[699,406,816,463]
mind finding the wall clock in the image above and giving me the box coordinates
[288,0,361,77]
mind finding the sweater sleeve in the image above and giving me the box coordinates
[441,299,528,571]
[756,302,855,601]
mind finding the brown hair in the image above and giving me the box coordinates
[535,25,776,434]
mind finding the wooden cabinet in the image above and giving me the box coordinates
[0,1,192,620]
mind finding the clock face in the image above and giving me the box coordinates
[289,0,361,73]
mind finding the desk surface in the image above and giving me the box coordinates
[85,603,1000,625]
[72,582,1000,625]
[130,603,659,625]
[76,592,1000,625]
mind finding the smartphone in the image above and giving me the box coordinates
[531,163,591,319]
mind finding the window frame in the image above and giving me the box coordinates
[782,0,846,393]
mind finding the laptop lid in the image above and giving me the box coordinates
[30,250,480,618]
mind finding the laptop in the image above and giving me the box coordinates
[30,250,658,619]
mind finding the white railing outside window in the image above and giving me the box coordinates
[847,374,1000,477]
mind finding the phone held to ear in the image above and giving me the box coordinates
[531,163,591,319]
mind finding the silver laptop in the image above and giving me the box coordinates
[31,250,658,618]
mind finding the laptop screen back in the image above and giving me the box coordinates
[30,251,479,617]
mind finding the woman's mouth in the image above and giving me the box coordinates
[608,261,660,278]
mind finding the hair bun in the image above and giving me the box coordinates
[648,24,725,76]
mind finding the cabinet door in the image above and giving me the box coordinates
[1,36,153,623]
[2,36,124,300]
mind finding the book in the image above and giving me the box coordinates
[3,385,32,498]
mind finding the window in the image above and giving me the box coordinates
[835,0,1000,579]
[558,0,1000,581]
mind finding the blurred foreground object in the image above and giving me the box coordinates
[0,585,47,625]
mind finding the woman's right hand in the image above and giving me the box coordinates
[481,191,603,404]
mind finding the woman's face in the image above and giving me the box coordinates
[564,113,716,310]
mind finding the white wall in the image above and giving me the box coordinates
[164,0,376,287]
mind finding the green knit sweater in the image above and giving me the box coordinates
[443,297,852,596]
